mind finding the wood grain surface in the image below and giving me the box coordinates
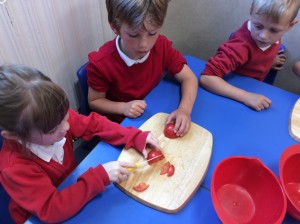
[115,113,213,213]
[289,99,300,142]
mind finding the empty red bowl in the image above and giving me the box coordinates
[211,156,287,224]
[280,144,300,221]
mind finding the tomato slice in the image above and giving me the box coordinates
[160,161,170,175]
[164,123,178,139]
[133,182,149,192]
[167,164,175,177]
[147,149,165,165]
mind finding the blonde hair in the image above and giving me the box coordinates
[106,0,170,32]
[250,0,299,23]
[0,64,69,144]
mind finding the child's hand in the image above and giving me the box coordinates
[140,133,161,158]
[271,54,286,71]
[102,161,136,183]
[166,109,191,137]
[123,100,147,118]
[243,92,272,111]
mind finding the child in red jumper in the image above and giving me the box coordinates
[0,64,160,223]
[87,0,198,137]
[200,0,299,111]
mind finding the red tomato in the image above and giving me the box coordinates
[147,149,165,165]
[160,161,170,175]
[164,123,178,139]
[167,164,175,177]
[133,182,149,192]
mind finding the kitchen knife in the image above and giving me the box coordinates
[127,154,164,172]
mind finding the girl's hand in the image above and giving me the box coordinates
[140,133,161,158]
[102,161,136,183]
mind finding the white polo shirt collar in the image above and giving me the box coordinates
[27,137,66,164]
[115,35,150,67]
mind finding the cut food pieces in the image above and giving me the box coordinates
[167,164,175,177]
[133,182,149,192]
[160,161,171,175]
[160,161,175,177]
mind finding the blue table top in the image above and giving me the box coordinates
[27,55,300,224]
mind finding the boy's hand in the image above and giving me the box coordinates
[271,54,286,71]
[243,92,272,111]
[102,161,135,183]
[123,100,147,118]
[166,109,191,137]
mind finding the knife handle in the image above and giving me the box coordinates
[127,162,141,172]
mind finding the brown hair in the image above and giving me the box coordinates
[0,64,69,144]
[106,0,170,32]
[250,0,299,23]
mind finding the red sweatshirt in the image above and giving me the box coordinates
[0,109,148,223]
[87,35,187,123]
[202,21,280,81]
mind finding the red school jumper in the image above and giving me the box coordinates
[202,20,280,81]
[0,109,148,223]
[87,35,187,123]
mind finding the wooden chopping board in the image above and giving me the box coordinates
[289,98,300,142]
[115,113,213,213]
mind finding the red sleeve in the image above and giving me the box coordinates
[86,56,109,93]
[87,39,119,93]
[159,35,187,76]
[68,109,148,153]
[202,40,250,77]
[1,163,109,223]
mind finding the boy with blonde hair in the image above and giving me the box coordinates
[200,0,299,111]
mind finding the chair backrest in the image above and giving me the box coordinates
[0,132,2,149]
[76,62,91,115]
[0,131,14,223]
[0,185,14,224]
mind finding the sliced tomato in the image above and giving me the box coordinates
[133,182,149,192]
[167,164,175,177]
[147,149,165,165]
[164,123,178,139]
[160,161,170,175]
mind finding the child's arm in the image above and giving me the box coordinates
[88,88,147,118]
[200,75,272,111]
[68,110,160,157]
[166,64,198,137]
[293,60,300,77]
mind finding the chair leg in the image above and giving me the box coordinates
[264,69,277,85]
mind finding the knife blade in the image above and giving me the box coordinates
[127,154,164,172]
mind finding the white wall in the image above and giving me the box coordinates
[0,0,114,109]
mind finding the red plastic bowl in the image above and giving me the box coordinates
[280,144,300,221]
[211,156,287,224]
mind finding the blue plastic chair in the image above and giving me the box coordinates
[0,133,2,149]
[228,32,285,85]
[76,62,91,115]
[0,134,14,224]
